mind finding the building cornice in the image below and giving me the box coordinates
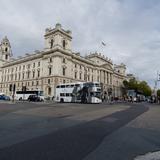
[2,52,43,68]
[44,29,72,39]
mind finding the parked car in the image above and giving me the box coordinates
[0,95,10,101]
[28,94,43,102]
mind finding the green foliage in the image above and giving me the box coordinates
[123,79,151,96]
[157,89,160,97]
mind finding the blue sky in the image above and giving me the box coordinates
[0,0,160,88]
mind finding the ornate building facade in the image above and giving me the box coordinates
[0,23,127,98]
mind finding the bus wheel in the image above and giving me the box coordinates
[60,98,64,103]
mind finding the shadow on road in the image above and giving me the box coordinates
[0,104,149,160]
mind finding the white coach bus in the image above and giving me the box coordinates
[15,90,44,100]
[55,82,102,103]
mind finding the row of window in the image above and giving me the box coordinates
[62,57,95,72]
[62,67,95,81]
[62,58,94,73]
[57,83,101,89]
[2,70,40,82]
[3,62,41,74]
[57,84,80,88]
[1,78,54,88]
[60,93,72,97]
[74,64,94,73]
[1,80,40,88]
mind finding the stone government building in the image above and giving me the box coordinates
[0,23,127,98]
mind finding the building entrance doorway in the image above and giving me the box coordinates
[48,87,51,96]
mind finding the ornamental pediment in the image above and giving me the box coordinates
[101,63,113,70]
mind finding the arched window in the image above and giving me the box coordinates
[5,48,8,52]
[50,39,54,49]
[5,55,8,60]
[80,73,82,80]
[37,70,40,77]
[62,67,65,76]
[49,67,52,75]
[33,71,35,78]
[75,72,77,79]
[62,40,66,49]
[48,87,51,95]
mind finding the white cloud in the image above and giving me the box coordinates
[0,0,160,87]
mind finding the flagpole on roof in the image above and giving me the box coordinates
[102,42,106,46]
[97,41,107,53]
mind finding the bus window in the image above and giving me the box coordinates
[66,85,70,88]
[75,84,80,87]
[84,82,93,87]
[94,92,101,98]
[90,92,94,97]
[66,93,69,97]
[95,83,100,87]
[61,85,65,88]
[39,91,44,96]
[71,85,74,87]
[56,86,60,88]
[60,93,65,96]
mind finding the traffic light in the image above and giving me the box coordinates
[9,84,12,92]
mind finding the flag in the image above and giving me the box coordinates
[102,42,106,46]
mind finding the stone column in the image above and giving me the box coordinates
[110,73,112,85]
[108,73,110,85]
[107,72,109,85]
[105,71,107,84]
[100,70,102,83]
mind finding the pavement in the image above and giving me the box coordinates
[84,103,160,160]
[134,151,160,160]
[0,102,159,160]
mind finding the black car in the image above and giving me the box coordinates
[28,95,41,102]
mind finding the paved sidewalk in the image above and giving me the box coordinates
[134,151,160,160]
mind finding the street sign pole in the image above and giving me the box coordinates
[12,84,16,102]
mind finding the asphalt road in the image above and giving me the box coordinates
[0,102,152,160]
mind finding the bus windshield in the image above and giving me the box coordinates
[91,92,101,98]
[39,91,44,96]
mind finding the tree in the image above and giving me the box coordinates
[123,80,129,89]
[157,89,160,97]
[137,81,151,96]
[123,78,138,91]
[123,79,151,97]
